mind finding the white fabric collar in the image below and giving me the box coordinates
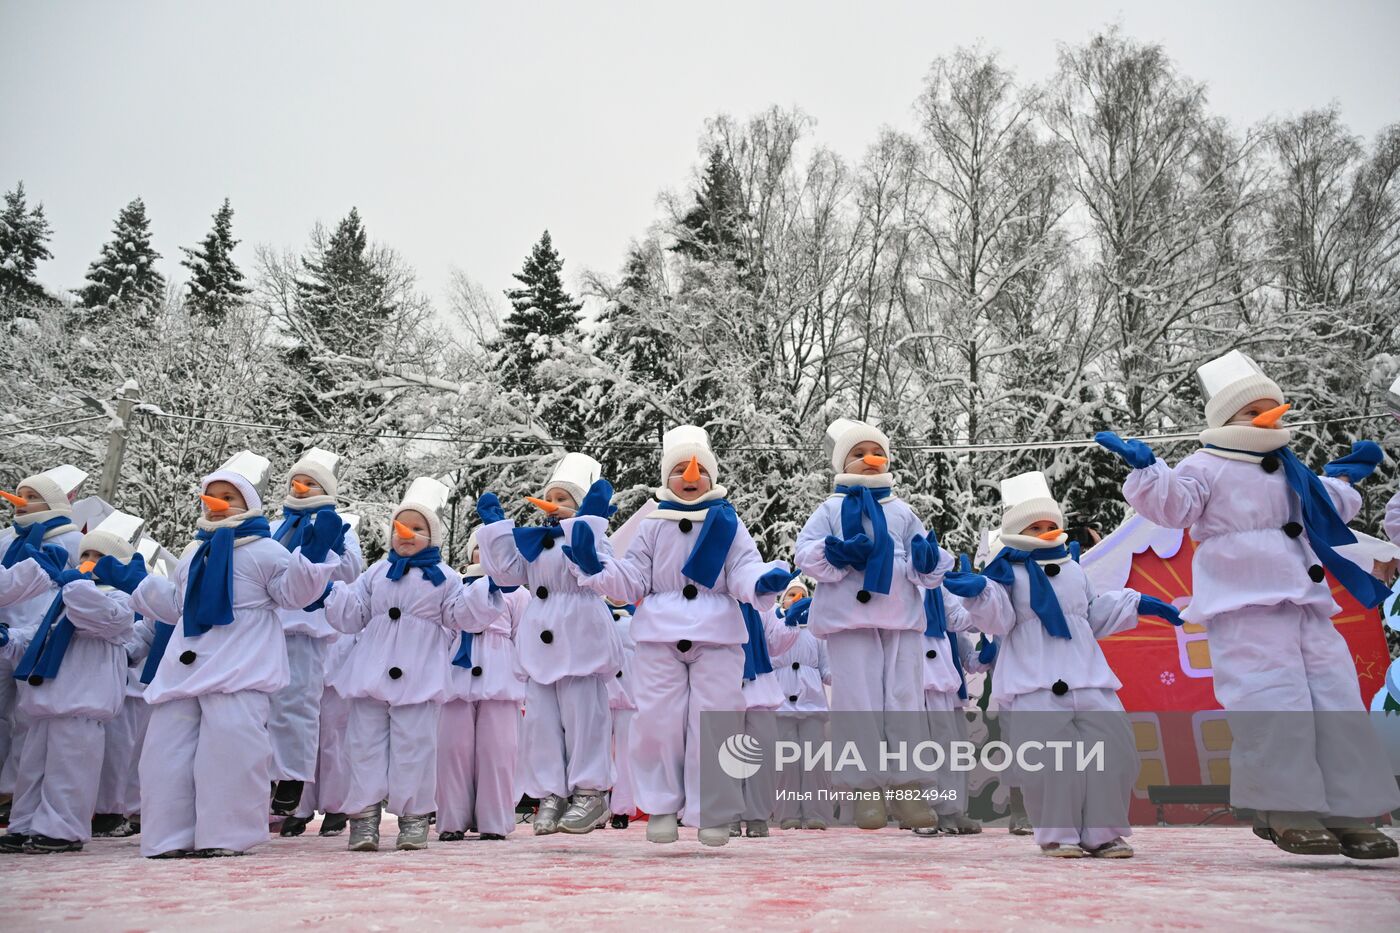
[1198,424,1293,460]
[831,472,896,495]
[999,531,1070,560]
[647,485,729,522]
[282,494,338,511]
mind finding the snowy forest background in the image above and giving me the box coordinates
[2,28,1398,564]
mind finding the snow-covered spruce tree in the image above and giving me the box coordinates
[181,198,249,326]
[78,197,166,327]
[496,230,586,437]
[0,181,54,320]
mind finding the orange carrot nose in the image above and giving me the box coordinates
[862,454,889,469]
[1252,403,1291,429]
[200,495,230,512]
[78,560,97,574]
[525,496,560,514]
[290,479,313,495]
[0,491,26,508]
[393,520,418,541]
[1036,528,1065,541]
[682,456,702,484]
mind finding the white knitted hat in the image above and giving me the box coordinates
[660,425,719,486]
[1197,350,1284,429]
[394,477,451,547]
[288,447,341,498]
[543,452,601,507]
[823,418,891,474]
[79,510,144,563]
[203,450,271,513]
[16,465,88,515]
[999,471,1064,536]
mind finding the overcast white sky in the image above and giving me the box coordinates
[3,0,1398,310]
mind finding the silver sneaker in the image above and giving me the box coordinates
[347,803,382,852]
[396,813,431,850]
[558,789,609,834]
[533,794,567,836]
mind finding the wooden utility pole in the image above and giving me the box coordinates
[98,381,139,503]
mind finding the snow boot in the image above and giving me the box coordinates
[347,803,382,852]
[779,818,801,830]
[91,813,126,837]
[801,817,827,830]
[853,795,888,830]
[280,815,312,837]
[889,785,936,830]
[646,813,679,844]
[697,825,731,847]
[396,814,431,850]
[610,813,629,830]
[744,820,769,838]
[319,812,348,836]
[533,794,567,836]
[558,789,608,834]
[729,821,742,837]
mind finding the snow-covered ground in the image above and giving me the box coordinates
[2,822,1397,930]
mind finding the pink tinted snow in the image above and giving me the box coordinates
[1,823,1397,930]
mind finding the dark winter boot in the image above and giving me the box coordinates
[280,815,312,837]
[23,834,83,854]
[271,780,305,817]
[610,814,629,830]
[0,832,30,853]
[319,812,349,836]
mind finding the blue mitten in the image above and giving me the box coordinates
[577,479,617,519]
[26,543,70,583]
[1138,594,1184,626]
[976,636,998,665]
[910,532,939,574]
[783,596,811,627]
[476,492,507,525]
[1323,440,1384,483]
[755,566,799,596]
[942,555,988,599]
[561,521,605,576]
[1095,431,1156,469]
[93,553,148,595]
[824,534,873,570]
[301,511,347,564]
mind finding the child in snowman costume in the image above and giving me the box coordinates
[1097,350,1399,859]
[772,581,835,830]
[268,448,364,831]
[733,599,801,837]
[606,598,638,829]
[92,535,172,839]
[561,426,796,846]
[435,526,529,841]
[794,419,953,830]
[130,451,344,858]
[475,453,623,836]
[0,465,87,808]
[942,471,1181,857]
[0,507,140,853]
[915,581,997,836]
[322,477,462,851]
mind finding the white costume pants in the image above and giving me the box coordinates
[96,696,149,816]
[775,713,834,823]
[519,675,612,799]
[343,698,439,817]
[610,709,636,818]
[825,628,930,788]
[268,633,326,782]
[436,698,521,836]
[9,715,105,842]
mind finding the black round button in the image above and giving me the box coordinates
[1044,563,1060,577]
[388,607,401,621]
[682,584,698,600]
[1051,679,1068,696]
[791,661,800,671]
[388,666,403,680]
[677,639,693,653]
[26,674,43,686]
[1261,455,1280,474]
[788,694,799,703]
[616,670,623,679]
[471,665,483,677]
[855,590,872,604]
[535,586,549,599]
[1283,522,1303,538]
[542,536,555,550]
[925,649,937,659]
[179,650,196,665]
[1308,564,1326,583]
[678,519,693,534]
[540,629,554,644]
